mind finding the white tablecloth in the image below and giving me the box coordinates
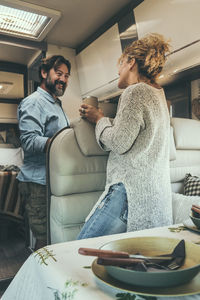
[2,225,200,300]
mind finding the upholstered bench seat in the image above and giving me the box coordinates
[47,117,200,244]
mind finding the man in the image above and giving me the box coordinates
[17,55,71,250]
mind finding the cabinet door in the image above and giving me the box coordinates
[76,24,122,96]
[134,0,200,80]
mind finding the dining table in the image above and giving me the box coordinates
[2,223,200,300]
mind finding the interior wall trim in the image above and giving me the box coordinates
[167,38,200,57]
[0,34,47,51]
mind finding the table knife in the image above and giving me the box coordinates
[78,247,173,261]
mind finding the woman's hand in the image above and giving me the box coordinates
[79,104,104,124]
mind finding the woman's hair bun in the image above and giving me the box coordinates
[121,33,171,81]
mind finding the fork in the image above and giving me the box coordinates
[167,259,182,270]
[146,260,180,271]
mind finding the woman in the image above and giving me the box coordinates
[77,33,173,239]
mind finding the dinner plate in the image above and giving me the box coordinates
[183,218,200,234]
[92,259,200,297]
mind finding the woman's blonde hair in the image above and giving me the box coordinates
[119,33,171,82]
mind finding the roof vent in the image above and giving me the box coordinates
[0,0,61,41]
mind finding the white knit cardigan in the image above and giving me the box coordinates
[87,82,173,232]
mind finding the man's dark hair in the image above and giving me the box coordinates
[38,55,71,82]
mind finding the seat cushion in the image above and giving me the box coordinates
[50,191,102,224]
[50,191,102,243]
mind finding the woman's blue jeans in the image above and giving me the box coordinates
[77,182,128,240]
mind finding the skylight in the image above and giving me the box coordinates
[0,5,49,39]
[0,1,61,41]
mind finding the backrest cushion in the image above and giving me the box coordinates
[71,118,107,156]
[170,118,200,186]
[171,118,200,150]
[49,127,108,196]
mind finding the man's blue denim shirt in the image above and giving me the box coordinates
[17,87,69,185]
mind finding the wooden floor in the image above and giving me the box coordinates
[0,219,32,297]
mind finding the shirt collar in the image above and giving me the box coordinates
[37,86,58,104]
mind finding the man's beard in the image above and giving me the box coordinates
[45,75,66,97]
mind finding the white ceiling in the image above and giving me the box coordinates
[0,0,136,65]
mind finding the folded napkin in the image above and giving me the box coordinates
[97,239,185,272]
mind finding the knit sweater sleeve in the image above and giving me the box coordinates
[95,84,145,154]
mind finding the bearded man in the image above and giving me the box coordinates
[17,55,71,250]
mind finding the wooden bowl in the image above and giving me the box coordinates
[100,236,200,288]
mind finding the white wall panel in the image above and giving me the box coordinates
[47,44,82,121]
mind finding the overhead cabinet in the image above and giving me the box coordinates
[0,103,18,123]
[134,0,200,84]
[76,24,122,98]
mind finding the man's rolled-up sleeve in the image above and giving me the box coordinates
[18,101,48,153]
